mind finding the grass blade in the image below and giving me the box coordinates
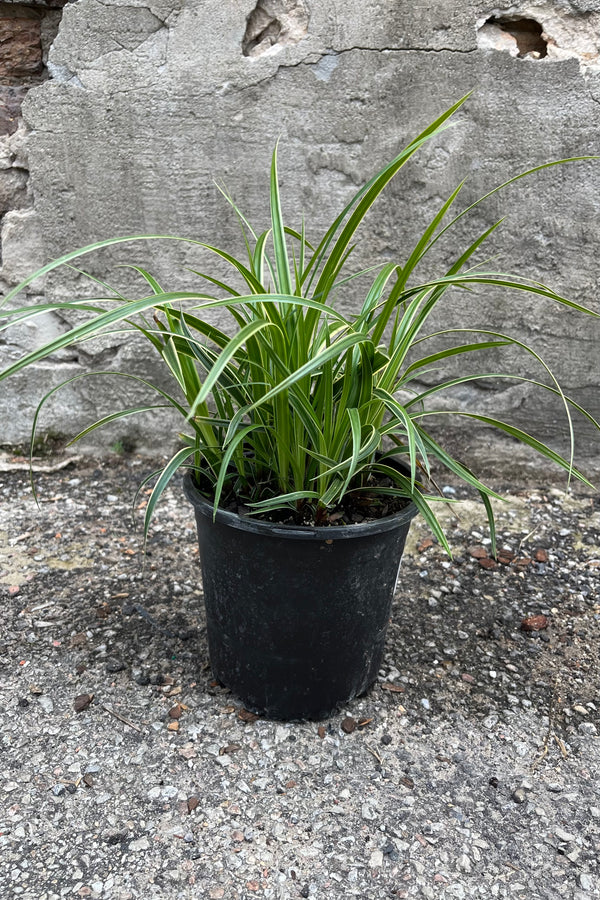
[143,446,197,543]
[270,143,293,295]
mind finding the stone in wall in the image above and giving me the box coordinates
[1,3,43,135]
[0,6,42,76]
[1,208,45,284]
[0,164,28,215]
[1,1,68,132]
[0,84,30,135]
[1,3,68,132]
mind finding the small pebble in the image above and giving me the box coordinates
[38,695,54,714]
[362,803,377,821]
[74,693,94,713]
[106,658,126,673]
[512,788,527,804]
[457,853,472,873]
[578,722,597,736]
[521,615,549,632]
[369,849,384,867]
[554,827,576,843]
[382,840,399,861]
[129,836,150,852]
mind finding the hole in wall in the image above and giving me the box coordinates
[242,0,308,58]
[0,0,69,135]
[478,15,548,59]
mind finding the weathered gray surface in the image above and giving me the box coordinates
[1,0,599,479]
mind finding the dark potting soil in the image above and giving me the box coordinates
[198,470,413,527]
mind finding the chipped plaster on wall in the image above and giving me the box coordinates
[46,0,174,89]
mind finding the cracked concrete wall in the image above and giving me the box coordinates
[1,0,599,480]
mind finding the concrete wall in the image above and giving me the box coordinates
[1,0,599,480]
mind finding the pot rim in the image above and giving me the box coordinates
[183,471,419,541]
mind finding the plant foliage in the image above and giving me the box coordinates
[1,94,598,553]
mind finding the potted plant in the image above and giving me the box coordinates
[1,95,598,719]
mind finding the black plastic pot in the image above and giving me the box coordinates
[184,472,418,721]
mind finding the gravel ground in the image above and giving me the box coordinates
[1,452,599,900]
